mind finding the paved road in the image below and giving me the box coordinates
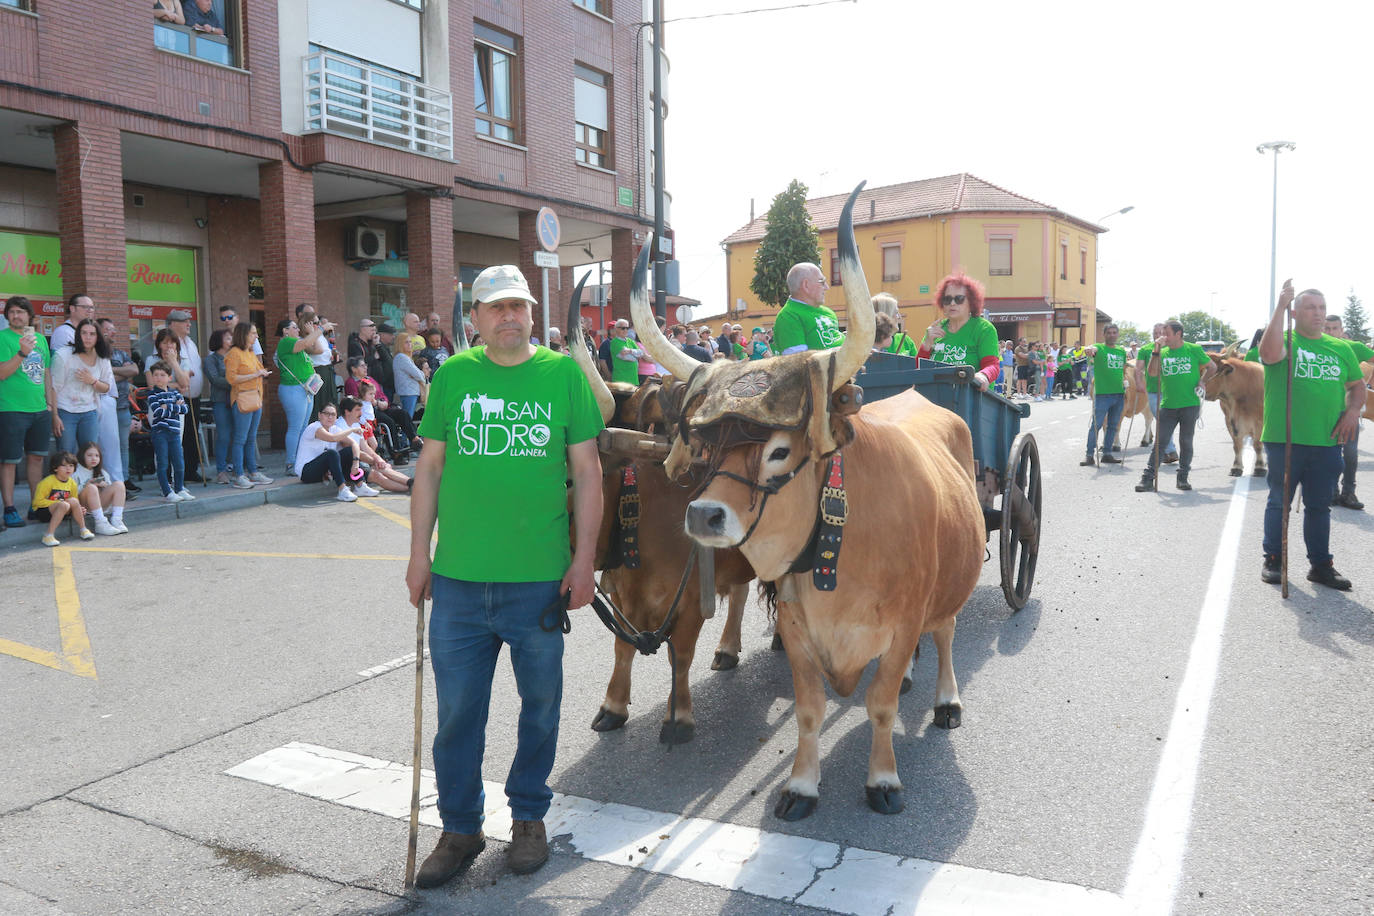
[2,397,1371,915]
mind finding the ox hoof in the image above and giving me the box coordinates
[659,719,696,745]
[774,789,818,821]
[711,651,739,671]
[933,703,962,730]
[770,633,785,652]
[900,675,913,695]
[1229,467,1242,477]
[591,708,628,732]
[1253,467,1267,478]
[865,784,905,815]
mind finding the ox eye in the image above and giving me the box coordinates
[768,446,790,462]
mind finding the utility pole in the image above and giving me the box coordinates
[651,0,667,320]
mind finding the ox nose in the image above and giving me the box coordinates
[686,501,727,538]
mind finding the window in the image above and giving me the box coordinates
[1060,241,1068,280]
[574,64,611,168]
[829,248,842,286]
[989,238,1012,276]
[1,0,33,10]
[153,0,239,67]
[474,24,520,143]
[1080,247,1088,284]
[573,0,610,15]
[881,245,901,282]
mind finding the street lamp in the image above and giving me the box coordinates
[1257,140,1296,316]
[1097,205,1135,223]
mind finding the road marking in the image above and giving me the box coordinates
[0,548,97,680]
[355,499,413,530]
[357,650,428,679]
[69,547,406,560]
[1122,464,1252,914]
[228,742,1124,915]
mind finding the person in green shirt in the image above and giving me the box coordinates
[772,262,844,354]
[748,327,774,360]
[0,296,56,529]
[1134,319,1213,492]
[606,319,644,385]
[871,293,917,357]
[1132,322,1177,460]
[917,273,1001,391]
[407,264,605,885]
[1256,282,1365,590]
[1080,323,1127,466]
[1322,314,1370,510]
[275,315,330,475]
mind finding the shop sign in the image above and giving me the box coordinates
[617,187,633,207]
[0,232,197,308]
[126,244,196,303]
[1053,307,1082,328]
[0,231,62,299]
[248,271,264,300]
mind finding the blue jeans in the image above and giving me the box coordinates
[1338,427,1359,498]
[211,400,234,473]
[57,408,98,456]
[399,394,419,418]
[279,384,313,469]
[116,406,132,481]
[429,576,564,834]
[150,426,184,495]
[1264,442,1343,565]
[230,407,261,477]
[1147,391,1177,453]
[1087,393,1124,457]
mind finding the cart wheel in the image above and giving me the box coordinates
[999,432,1042,610]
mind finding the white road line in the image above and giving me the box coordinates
[1122,464,1252,914]
[357,651,429,679]
[228,742,1125,915]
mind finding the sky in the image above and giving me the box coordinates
[644,0,1374,339]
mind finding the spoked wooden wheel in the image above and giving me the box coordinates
[999,432,1042,610]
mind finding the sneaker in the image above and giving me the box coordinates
[352,482,380,497]
[1307,564,1352,591]
[78,527,95,541]
[3,507,24,528]
[1335,491,1364,510]
[125,480,142,493]
[415,831,486,889]
[164,490,184,502]
[176,489,196,501]
[336,487,358,502]
[92,519,120,536]
[111,519,129,534]
[507,820,549,875]
[1100,454,1121,464]
[1261,555,1281,585]
[215,471,232,485]
[41,533,59,547]
[231,476,254,490]
[1163,451,1180,464]
[283,466,298,478]
[249,471,274,485]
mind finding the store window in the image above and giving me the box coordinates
[153,0,241,68]
[474,23,521,143]
[574,63,611,168]
[573,0,610,15]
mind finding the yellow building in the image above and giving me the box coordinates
[720,173,1107,346]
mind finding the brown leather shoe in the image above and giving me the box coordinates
[508,819,549,874]
[415,831,485,888]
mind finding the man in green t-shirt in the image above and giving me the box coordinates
[1133,322,1177,461]
[772,262,844,354]
[1080,323,1127,466]
[1135,320,1212,492]
[606,319,644,385]
[0,296,56,530]
[407,264,604,886]
[1256,283,1365,589]
[1323,314,1371,510]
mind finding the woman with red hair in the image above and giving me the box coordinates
[918,272,1001,391]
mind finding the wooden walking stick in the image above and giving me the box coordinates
[1281,305,1295,599]
[403,596,426,888]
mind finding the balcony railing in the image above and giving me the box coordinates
[303,50,453,159]
[154,21,233,66]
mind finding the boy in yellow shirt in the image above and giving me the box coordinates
[31,450,93,547]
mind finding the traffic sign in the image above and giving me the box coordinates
[533,250,560,269]
[535,207,560,252]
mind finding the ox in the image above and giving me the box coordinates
[634,185,984,820]
[1116,374,1155,448]
[1203,354,1267,477]
[566,293,754,745]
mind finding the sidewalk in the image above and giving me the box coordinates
[0,446,412,555]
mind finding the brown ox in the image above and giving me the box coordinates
[1202,354,1267,476]
[1116,372,1156,448]
[568,299,754,746]
[634,186,984,820]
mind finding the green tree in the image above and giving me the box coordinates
[1113,321,1145,344]
[750,179,821,309]
[1172,310,1236,344]
[1343,291,1370,344]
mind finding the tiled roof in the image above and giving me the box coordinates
[721,173,1098,246]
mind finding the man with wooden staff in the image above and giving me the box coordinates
[1080,322,1126,466]
[1322,314,1370,510]
[1258,282,1364,590]
[405,264,604,886]
[1134,320,1210,492]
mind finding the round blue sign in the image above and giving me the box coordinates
[536,207,560,252]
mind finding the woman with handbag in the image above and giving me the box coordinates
[225,322,273,489]
[276,316,328,475]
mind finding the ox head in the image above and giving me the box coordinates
[669,183,875,579]
[1202,353,1251,402]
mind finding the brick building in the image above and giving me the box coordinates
[0,0,665,444]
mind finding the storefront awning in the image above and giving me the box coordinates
[984,298,1052,322]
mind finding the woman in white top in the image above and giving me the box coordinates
[53,319,115,456]
[294,403,366,502]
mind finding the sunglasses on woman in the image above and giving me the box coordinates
[940,294,967,306]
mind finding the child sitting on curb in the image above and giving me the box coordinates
[32,451,93,546]
[75,441,127,535]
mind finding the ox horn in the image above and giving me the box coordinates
[628,234,699,381]
[567,271,615,422]
[825,181,877,391]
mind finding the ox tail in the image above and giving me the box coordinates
[759,580,779,622]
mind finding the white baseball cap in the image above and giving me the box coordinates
[472,265,537,305]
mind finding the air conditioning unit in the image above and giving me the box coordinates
[348,226,386,261]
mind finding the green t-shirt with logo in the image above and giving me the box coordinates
[276,338,315,388]
[1261,332,1361,446]
[1157,341,1208,408]
[418,346,604,582]
[772,298,844,353]
[607,337,641,384]
[930,316,999,369]
[1136,344,1161,393]
[0,327,51,413]
[886,332,918,356]
[1345,340,1374,363]
[1091,345,1127,395]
